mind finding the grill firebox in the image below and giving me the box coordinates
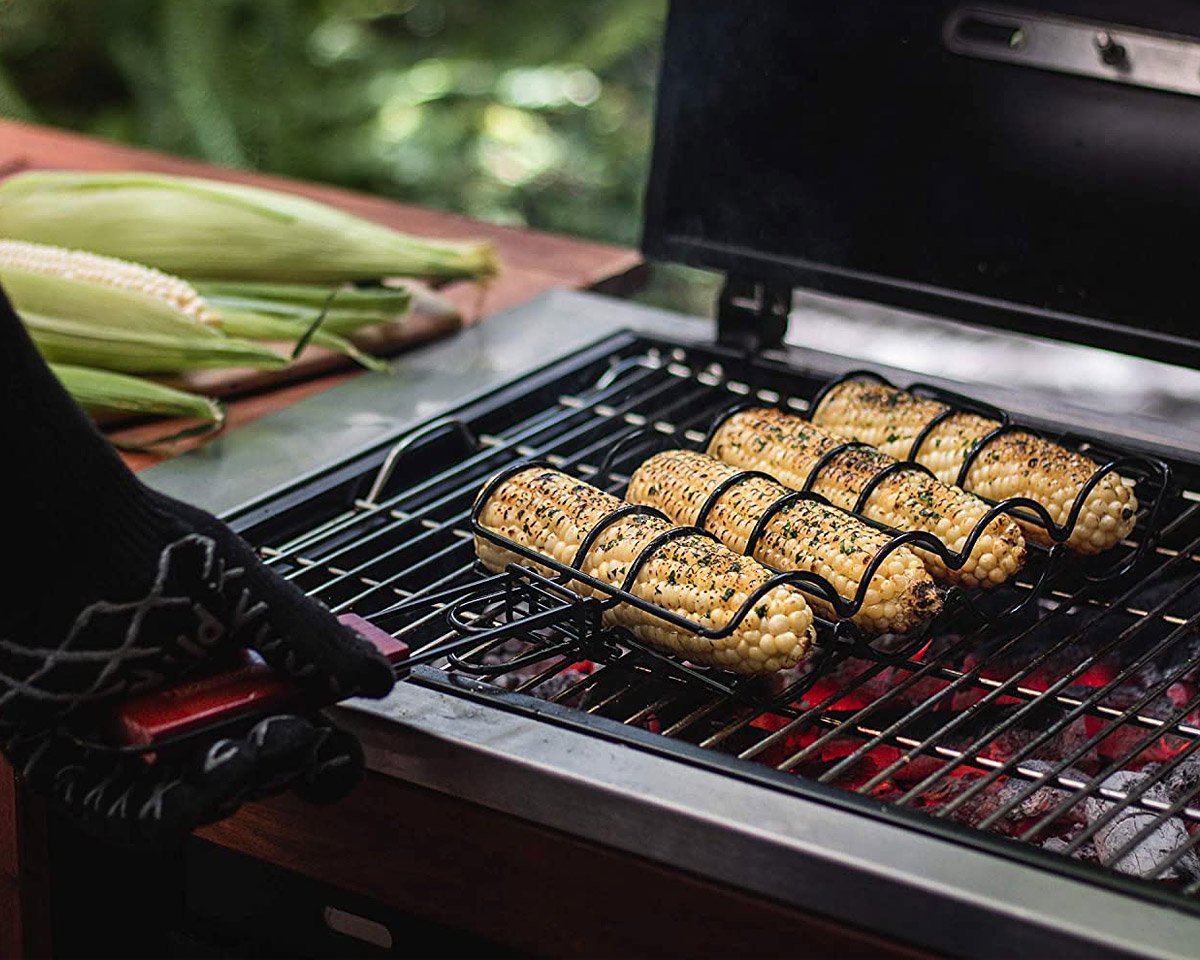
[232,331,1200,915]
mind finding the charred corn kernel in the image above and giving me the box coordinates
[708,408,1027,589]
[0,171,498,283]
[0,239,220,326]
[812,379,1137,554]
[475,467,816,674]
[50,363,224,425]
[627,450,941,635]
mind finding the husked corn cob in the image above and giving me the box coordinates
[627,450,941,635]
[812,379,1137,554]
[708,409,1027,588]
[475,467,816,674]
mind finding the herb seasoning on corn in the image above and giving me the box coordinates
[475,467,816,674]
[627,450,941,634]
[811,379,1137,554]
[708,408,1027,589]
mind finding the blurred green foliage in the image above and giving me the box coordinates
[0,0,722,314]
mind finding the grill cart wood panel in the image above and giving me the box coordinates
[198,774,935,959]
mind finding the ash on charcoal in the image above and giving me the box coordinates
[913,763,1087,835]
[993,761,1089,832]
[1083,771,1200,880]
[470,638,537,688]
[528,662,598,700]
[463,638,598,697]
[1041,836,1099,864]
[1163,753,1200,801]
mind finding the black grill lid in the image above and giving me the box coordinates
[642,0,1200,368]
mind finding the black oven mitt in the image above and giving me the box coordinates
[0,281,395,847]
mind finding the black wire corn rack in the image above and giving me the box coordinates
[807,370,1173,579]
[355,360,1173,695]
[439,457,934,688]
[372,445,1139,705]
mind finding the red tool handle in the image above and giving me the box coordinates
[112,614,408,748]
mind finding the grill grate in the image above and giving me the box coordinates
[236,333,1200,905]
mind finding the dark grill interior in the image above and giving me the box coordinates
[234,332,1200,909]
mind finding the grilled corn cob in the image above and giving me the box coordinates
[475,467,816,674]
[811,379,1137,554]
[627,450,941,634]
[708,409,1027,588]
[0,171,498,283]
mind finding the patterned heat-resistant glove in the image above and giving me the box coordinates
[5,714,364,847]
[1,524,395,849]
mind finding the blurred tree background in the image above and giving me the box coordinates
[0,0,718,312]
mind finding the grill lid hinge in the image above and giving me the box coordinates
[716,275,791,351]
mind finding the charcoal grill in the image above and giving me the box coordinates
[144,3,1200,956]
[211,325,1198,950]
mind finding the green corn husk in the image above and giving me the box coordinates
[0,171,499,283]
[50,364,226,448]
[195,280,414,336]
[219,309,389,373]
[51,363,224,423]
[196,280,413,312]
[24,312,288,373]
[209,278,463,330]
